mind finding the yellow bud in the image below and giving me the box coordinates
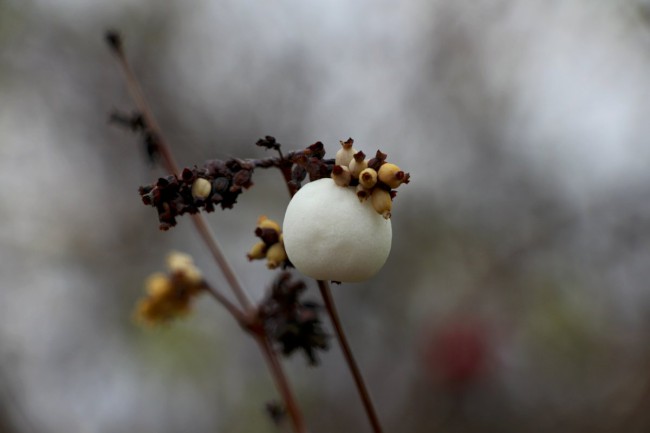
[371,188,392,219]
[191,177,212,199]
[257,215,281,233]
[145,273,173,298]
[335,138,356,167]
[331,165,352,187]
[378,163,406,189]
[166,251,202,285]
[266,242,288,269]
[358,168,378,189]
[247,241,267,260]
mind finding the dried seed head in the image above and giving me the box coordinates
[371,188,392,219]
[191,177,212,199]
[331,165,352,187]
[266,242,288,269]
[247,241,267,261]
[283,178,392,282]
[335,138,357,167]
[358,168,378,189]
[377,163,406,189]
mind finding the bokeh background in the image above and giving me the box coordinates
[2,1,650,432]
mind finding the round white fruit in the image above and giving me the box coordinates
[282,178,392,282]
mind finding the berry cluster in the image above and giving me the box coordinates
[247,216,290,269]
[134,252,205,325]
[139,160,254,230]
[330,139,410,219]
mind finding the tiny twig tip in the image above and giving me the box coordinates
[105,30,122,52]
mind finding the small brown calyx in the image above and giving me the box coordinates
[368,150,388,170]
[341,137,354,149]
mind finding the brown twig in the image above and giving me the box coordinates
[317,280,384,433]
[275,157,385,433]
[106,30,307,433]
[256,335,308,433]
[106,30,253,312]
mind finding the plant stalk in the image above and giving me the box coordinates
[317,280,383,433]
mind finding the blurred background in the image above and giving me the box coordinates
[2,0,650,432]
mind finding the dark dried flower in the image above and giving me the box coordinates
[258,272,329,365]
[256,135,281,153]
[138,160,255,230]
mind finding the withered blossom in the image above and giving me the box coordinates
[258,272,329,365]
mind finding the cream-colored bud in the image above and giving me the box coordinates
[371,188,392,219]
[358,168,378,189]
[191,178,212,199]
[247,241,267,260]
[145,273,172,297]
[349,152,368,178]
[377,163,406,189]
[335,138,356,167]
[266,242,288,269]
[331,165,352,187]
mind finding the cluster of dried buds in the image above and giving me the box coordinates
[139,160,254,230]
[134,252,205,325]
[258,272,329,365]
[247,216,290,269]
[330,138,410,219]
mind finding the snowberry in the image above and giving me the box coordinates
[282,178,392,282]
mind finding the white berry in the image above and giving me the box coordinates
[282,178,392,282]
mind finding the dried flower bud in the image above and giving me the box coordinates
[247,241,267,260]
[331,165,352,187]
[371,188,392,219]
[283,178,392,282]
[378,163,407,189]
[349,152,368,178]
[358,168,378,189]
[266,242,288,269]
[335,138,356,167]
[191,177,212,199]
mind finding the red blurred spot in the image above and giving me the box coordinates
[422,318,490,390]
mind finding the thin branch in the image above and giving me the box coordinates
[106,31,254,312]
[202,281,248,326]
[256,335,308,433]
[317,280,384,433]
[106,30,307,433]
